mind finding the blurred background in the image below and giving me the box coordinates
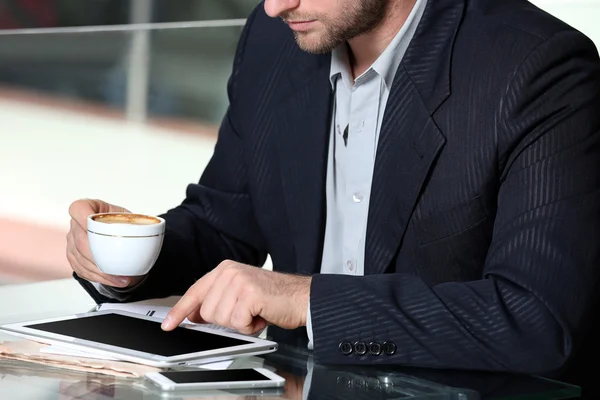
[0,0,598,284]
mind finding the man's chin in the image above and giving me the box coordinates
[293,33,337,55]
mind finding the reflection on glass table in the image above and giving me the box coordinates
[0,342,582,400]
[0,280,582,400]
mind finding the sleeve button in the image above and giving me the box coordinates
[383,341,397,355]
[354,341,367,355]
[339,341,353,355]
[369,342,382,356]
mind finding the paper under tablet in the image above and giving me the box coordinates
[0,310,278,367]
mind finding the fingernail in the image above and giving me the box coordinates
[114,277,130,287]
[162,316,173,330]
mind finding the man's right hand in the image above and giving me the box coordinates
[67,199,141,288]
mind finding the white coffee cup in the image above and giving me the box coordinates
[87,212,166,276]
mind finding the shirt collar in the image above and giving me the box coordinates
[329,0,428,90]
[329,42,351,90]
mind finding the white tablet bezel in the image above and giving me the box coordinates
[0,310,278,367]
[144,367,286,391]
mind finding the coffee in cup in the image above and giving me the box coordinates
[91,213,161,225]
[87,212,166,276]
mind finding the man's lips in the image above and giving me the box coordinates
[285,20,317,32]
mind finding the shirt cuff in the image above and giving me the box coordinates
[306,300,314,350]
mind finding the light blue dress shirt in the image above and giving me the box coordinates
[306,0,428,350]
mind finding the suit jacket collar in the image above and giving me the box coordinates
[403,0,466,113]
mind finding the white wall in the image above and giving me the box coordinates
[0,99,216,231]
[531,0,600,48]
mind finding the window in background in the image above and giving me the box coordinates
[0,0,257,128]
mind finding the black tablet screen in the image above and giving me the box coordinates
[24,313,253,357]
[161,369,269,383]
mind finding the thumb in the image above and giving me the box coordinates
[247,317,268,335]
[69,199,130,230]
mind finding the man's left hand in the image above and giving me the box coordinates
[161,260,312,335]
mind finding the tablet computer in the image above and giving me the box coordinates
[0,310,278,367]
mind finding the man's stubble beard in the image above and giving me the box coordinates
[290,0,390,54]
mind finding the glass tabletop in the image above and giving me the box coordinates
[0,336,581,400]
[0,280,582,400]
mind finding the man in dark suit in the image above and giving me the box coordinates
[67,0,600,392]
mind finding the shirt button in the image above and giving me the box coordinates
[346,260,355,271]
[352,192,364,203]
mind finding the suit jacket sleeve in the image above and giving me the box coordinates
[310,31,600,374]
[76,6,268,304]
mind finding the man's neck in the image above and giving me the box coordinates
[347,0,417,79]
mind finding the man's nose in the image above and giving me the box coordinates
[264,0,300,18]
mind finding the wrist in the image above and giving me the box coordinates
[295,276,312,326]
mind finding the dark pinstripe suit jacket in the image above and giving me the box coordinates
[78,0,600,388]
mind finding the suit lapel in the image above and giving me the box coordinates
[364,68,446,275]
[365,0,466,275]
[276,49,332,276]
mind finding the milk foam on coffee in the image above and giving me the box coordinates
[92,213,160,225]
